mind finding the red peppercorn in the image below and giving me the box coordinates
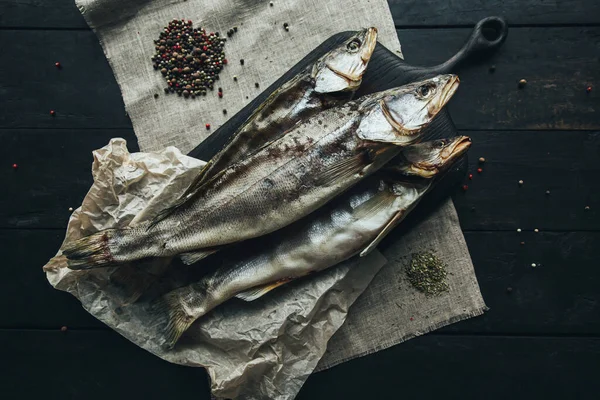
[587,86,592,93]
[468,174,473,180]
[12,163,18,169]
[477,168,483,173]
[50,110,56,116]
[203,45,208,51]
[223,59,228,64]
[60,326,68,332]
[218,92,223,98]
[462,185,468,191]
[205,123,211,129]
[409,317,414,321]
[55,62,61,69]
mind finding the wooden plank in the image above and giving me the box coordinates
[300,335,600,399]
[0,330,211,399]
[1,330,598,399]
[0,30,131,130]
[2,130,596,230]
[0,129,138,229]
[2,0,599,29]
[452,131,600,231]
[1,27,599,131]
[389,0,600,26]
[4,230,600,335]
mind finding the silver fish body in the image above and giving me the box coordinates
[187,28,378,191]
[155,135,471,348]
[63,75,459,269]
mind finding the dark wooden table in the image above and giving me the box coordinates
[1,1,599,399]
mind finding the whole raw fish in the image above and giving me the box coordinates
[181,28,377,197]
[63,75,459,270]
[154,135,471,348]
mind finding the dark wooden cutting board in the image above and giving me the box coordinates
[186,17,508,236]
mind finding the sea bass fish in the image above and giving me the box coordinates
[154,135,471,348]
[63,75,459,270]
[182,28,377,197]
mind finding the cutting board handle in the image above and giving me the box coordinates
[431,16,508,74]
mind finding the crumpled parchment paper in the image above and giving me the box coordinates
[44,138,387,400]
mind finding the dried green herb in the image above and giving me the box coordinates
[405,251,449,296]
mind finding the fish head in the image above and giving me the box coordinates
[357,74,460,145]
[312,28,378,93]
[392,135,472,178]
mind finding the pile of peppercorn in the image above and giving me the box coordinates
[152,19,228,99]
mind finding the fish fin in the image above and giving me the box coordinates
[152,291,197,349]
[179,248,219,265]
[235,279,292,302]
[359,200,422,257]
[148,161,216,230]
[62,230,117,270]
[352,188,397,221]
[313,152,369,186]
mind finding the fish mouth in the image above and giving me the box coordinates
[440,135,472,163]
[438,75,460,109]
[326,27,378,83]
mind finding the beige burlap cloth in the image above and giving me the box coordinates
[67,0,486,398]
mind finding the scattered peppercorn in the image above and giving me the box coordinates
[255,82,260,88]
[462,184,468,191]
[478,157,486,163]
[151,19,227,100]
[50,110,56,116]
[546,190,550,195]
[60,326,68,332]
[518,180,524,186]
[517,228,522,232]
[531,263,537,268]
[468,174,473,180]
[518,79,527,88]
[405,252,449,296]
[471,206,476,212]
[55,62,62,69]
[283,22,289,31]
[477,168,483,173]
[409,317,414,321]
[506,287,513,293]
[520,241,525,245]
[12,163,18,169]
[489,65,496,73]
[205,123,211,129]
[585,206,590,211]
[240,59,245,65]
[223,109,227,114]
[233,26,238,32]
[68,207,74,212]
[586,86,592,93]
[534,228,539,233]
[233,75,238,81]
[218,91,223,98]
[154,93,159,99]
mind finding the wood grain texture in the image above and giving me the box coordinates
[1,330,598,400]
[0,129,138,229]
[1,0,598,28]
[0,330,211,399]
[4,230,599,334]
[1,27,598,131]
[2,130,596,230]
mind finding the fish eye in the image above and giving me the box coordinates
[417,83,435,98]
[435,140,446,149]
[347,39,362,52]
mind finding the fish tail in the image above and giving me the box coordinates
[62,229,117,270]
[153,291,199,349]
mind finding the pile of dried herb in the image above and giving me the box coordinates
[405,251,449,296]
[151,19,228,98]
